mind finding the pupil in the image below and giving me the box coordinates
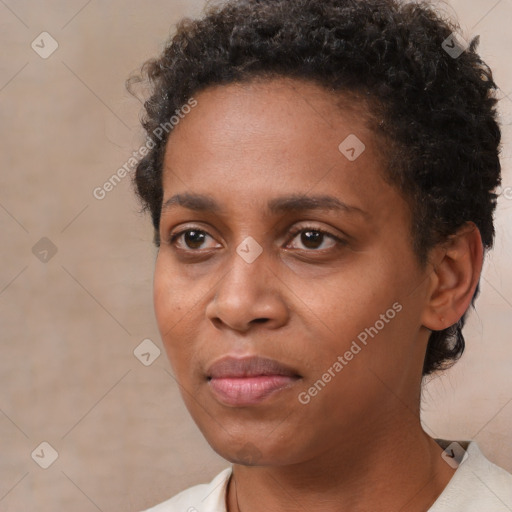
[302,230,322,248]
[185,230,205,249]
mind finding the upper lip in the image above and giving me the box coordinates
[206,355,301,379]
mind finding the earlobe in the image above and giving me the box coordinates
[421,223,483,332]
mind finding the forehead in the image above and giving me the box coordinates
[161,77,399,222]
[165,77,375,157]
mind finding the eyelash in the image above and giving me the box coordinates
[167,224,344,252]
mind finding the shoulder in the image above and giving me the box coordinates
[429,439,512,512]
[140,467,232,512]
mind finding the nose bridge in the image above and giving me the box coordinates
[206,235,288,330]
[222,235,269,301]
[235,234,265,267]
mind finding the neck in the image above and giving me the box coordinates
[226,422,456,512]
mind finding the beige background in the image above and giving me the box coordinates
[0,0,511,510]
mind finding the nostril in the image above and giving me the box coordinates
[210,318,224,329]
[251,318,269,324]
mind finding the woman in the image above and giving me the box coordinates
[129,0,512,510]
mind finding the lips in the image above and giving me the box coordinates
[206,356,301,406]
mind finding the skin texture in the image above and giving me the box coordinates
[153,77,483,512]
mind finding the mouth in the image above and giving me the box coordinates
[206,355,302,406]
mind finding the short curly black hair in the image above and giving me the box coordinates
[128,0,501,376]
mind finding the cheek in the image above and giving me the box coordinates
[153,257,191,364]
[300,256,418,371]
[153,262,175,332]
[153,252,196,327]
[153,254,214,386]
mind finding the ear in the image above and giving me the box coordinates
[421,222,484,331]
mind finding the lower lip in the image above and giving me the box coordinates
[208,375,299,406]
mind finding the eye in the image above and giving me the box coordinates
[286,225,341,251]
[169,228,220,251]
[167,225,344,253]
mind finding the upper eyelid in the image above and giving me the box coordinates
[287,225,341,244]
[169,226,218,242]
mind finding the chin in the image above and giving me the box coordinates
[202,431,265,465]
[203,427,304,467]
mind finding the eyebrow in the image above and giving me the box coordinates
[161,193,367,217]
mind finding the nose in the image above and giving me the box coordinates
[205,247,289,333]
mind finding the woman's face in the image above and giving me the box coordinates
[154,77,432,465]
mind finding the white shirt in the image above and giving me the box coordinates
[141,440,512,512]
